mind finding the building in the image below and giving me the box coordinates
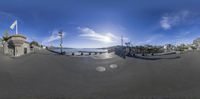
[163,44,176,52]
[3,34,31,57]
[0,41,3,47]
[30,44,41,52]
[193,38,200,50]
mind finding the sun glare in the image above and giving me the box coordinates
[103,36,112,43]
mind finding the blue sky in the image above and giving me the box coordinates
[1,0,200,48]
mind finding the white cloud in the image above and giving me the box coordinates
[175,31,191,38]
[78,27,129,44]
[42,30,65,45]
[136,34,163,45]
[160,17,171,30]
[160,10,190,30]
[174,38,193,45]
[182,31,190,36]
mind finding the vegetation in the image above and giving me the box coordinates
[9,34,27,39]
[133,45,163,54]
[175,44,189,51]
[30,41,40,47]
[2,30,10,42]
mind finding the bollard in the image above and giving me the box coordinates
[89,52,91,55]
[72,52,74,56]
[81,52,83,55]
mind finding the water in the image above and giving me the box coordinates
[53,48,108,55]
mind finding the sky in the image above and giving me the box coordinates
[1,0,200,48]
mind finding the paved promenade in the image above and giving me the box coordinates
[0,49,200,99]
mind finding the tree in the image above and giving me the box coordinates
[2,30,10,42]
[30,41,40,47]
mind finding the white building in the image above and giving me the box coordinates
[163,44,175,52]
[3,34,31,57]
[0,41,3,47]
[193,38,200,50]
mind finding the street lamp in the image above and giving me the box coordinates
[121,35,123,47]
[58,31,63,54]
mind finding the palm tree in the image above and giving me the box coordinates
[2,30,10,42]
[1,30,10,51]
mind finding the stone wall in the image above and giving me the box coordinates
[3,35,32,57]
[31,45,41,52]
[3,42,9,55]
[197,46,200,50]
[0,46,3,53]
[13,43,31,57]
[15,45,24,57]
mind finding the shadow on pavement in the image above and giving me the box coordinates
[115,52,181,60]
[130,55,181,60]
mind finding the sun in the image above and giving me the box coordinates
[103,36,112,43]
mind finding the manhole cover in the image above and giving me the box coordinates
[109,64,118,69]
[96,66,106,72]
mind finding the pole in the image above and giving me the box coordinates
[61,33,63,54]
[59,31,63,54]
[16,20,18,34]
[121,35,123,47]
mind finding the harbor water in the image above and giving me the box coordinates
[52,48,108,55]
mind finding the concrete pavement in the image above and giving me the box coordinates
[0,50,200,99]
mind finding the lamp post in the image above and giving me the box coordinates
[121,35,123,47]
[58,31,63,54]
